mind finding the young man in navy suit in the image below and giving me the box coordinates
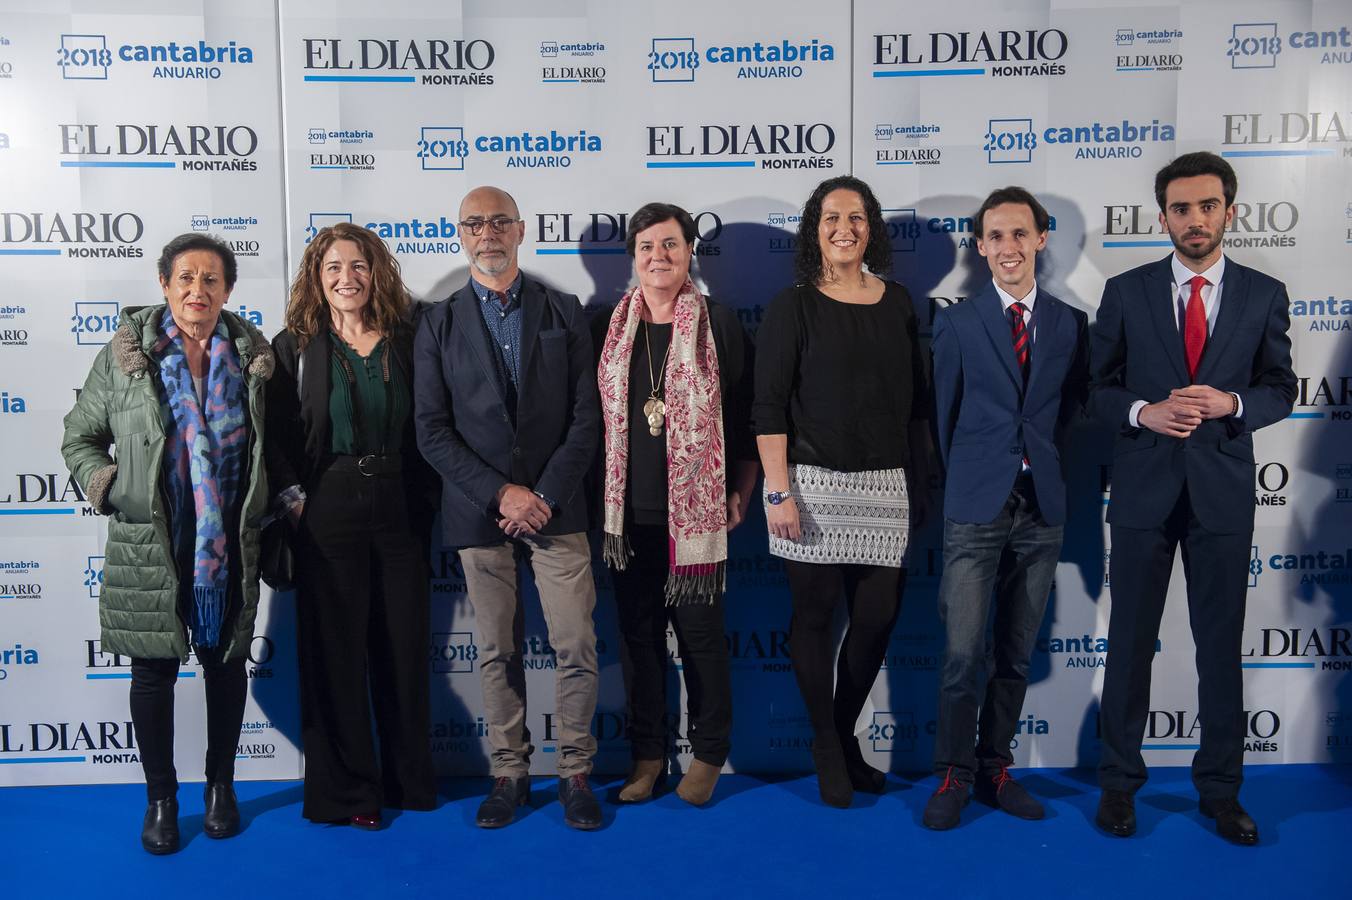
[1091,152,1295,845]
[924,187,1088,829]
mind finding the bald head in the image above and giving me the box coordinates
[459,185,525,288]
[459,185,520,222]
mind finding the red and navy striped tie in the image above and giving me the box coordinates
[1009,301,1030,384]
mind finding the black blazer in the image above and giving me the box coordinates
[1089,255,1296,534]
[413,274,599,547]
[264,309,439,536]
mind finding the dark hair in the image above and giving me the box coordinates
[625,202,698,256]
[157,233,237,289]
[284,222,410,349]
[1154,151,1237,211]
[793,175,892,285]
[973,186,1051,238]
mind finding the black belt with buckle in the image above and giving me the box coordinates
[328,454,403,477]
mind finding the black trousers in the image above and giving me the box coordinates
[784,560,903,761]
[1098,486,1252,801]
[130,653,247,802]
[613,525,733,767]
[295,464,435,822]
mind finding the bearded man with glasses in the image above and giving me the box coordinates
[414,185,603,830]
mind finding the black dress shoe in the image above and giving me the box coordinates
[558,774,602,830]
[1096,789,1136,837]
[476,775,530,829]
[141,797,180,855]
[1200,797,1259,846]
[203,782,240,839]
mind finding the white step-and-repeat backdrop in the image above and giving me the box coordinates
[1,0,1348,785]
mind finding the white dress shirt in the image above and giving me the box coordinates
[1127,254,1243,427]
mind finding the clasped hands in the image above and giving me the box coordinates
[496,483,551,538]
[1139,384,1235,439]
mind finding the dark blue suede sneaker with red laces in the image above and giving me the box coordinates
[922,767,971,830]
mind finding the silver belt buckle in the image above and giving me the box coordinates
[356,454,378,477]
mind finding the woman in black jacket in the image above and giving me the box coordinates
[265,222,438,828]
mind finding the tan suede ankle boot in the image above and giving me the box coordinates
[618,759,663,802]
[675,759,722,806]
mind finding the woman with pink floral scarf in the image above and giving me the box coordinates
[594,202,758,808]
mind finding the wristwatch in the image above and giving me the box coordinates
[766,490,791,506]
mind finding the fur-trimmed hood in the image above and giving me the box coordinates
[111,304,274,380]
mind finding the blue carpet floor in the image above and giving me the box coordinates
[4,765,1345,898]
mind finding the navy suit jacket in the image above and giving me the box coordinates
[413,273,599,547]
[932,283,1088,527]
[1089,255,1296,534]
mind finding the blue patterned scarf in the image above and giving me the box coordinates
[156,308,248,648]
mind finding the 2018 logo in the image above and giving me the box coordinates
[417,126,468,171]
[430,632,477,674]
[84,556,104,598]
[71,301,120,345]
[985,118,1036,163]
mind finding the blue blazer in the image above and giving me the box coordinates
[413,274,599,547]
[932,283,1088,526]
[1089,255,1295,534]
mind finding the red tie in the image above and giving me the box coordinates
[1008,301,1030,382]
[1184,275,1208,382]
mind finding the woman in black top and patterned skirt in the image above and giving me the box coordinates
[594,202,758,806]
[266,223,438,828]
[753,176,931,808]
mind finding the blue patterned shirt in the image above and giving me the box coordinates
[472,273,524,389]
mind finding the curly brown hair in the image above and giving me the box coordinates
[793,175,893,286]
[284,222,410,348]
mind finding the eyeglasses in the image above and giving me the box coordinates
[458,216,522,236]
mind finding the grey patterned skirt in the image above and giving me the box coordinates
[765,464,910,567]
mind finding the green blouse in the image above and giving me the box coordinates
[327,333,408,455]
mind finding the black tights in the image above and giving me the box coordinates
[130,654,247,801]
[785,560,903,759]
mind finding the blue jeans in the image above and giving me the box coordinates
[933,479,1062,782]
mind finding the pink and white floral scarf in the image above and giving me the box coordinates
[597,278,726,604]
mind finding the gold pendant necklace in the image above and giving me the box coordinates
[642,318,669,437]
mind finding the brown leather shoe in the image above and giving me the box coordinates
[675,760,722,807]
[618,759,663,803]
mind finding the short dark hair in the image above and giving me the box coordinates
[973,186,1051,238]
[157,232,238,289]
[625,202,698,256]
[793,175,892,285]
[1154,151,1237,211]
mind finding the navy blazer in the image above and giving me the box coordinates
[413,274,599,547]
[932,283,1088,526]
[1089,255,1296,534]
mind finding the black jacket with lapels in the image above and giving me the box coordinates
[413,274,599,548]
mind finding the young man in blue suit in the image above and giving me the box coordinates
[1091,153,1295,845]
[924,187,1088,829]
[414,185,602,831]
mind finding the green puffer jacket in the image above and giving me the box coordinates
[61,304,274,661]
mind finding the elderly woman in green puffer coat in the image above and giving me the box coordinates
[62,233,273,857]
